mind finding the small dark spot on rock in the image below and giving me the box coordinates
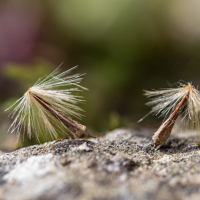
[121,159,139,171]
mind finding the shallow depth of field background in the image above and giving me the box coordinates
[1,0,200,150]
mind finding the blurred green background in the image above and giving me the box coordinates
[1,0,200,150]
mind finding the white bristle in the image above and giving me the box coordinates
[6,66,87,141]
[140,82,200,129]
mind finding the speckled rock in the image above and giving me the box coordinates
[0,128,200,200]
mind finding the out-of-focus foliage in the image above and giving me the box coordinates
[1,0,200,149]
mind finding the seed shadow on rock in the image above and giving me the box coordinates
[156,137,199,154]
[142,136,200,154]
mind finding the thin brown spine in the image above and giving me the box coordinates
[153,90,190,148]
[31,92,95,139]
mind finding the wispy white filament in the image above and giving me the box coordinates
[140,82,200,129]
[6,65,87,141]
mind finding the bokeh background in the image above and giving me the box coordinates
[1,0,200,150]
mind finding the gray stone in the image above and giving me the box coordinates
[0,128,200,200]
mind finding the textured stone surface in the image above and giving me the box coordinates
[0,128,200,200]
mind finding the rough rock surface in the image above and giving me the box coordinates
[0,128,200,200]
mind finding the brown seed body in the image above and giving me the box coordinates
[153,91,190,148]
[31,92,95,139]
